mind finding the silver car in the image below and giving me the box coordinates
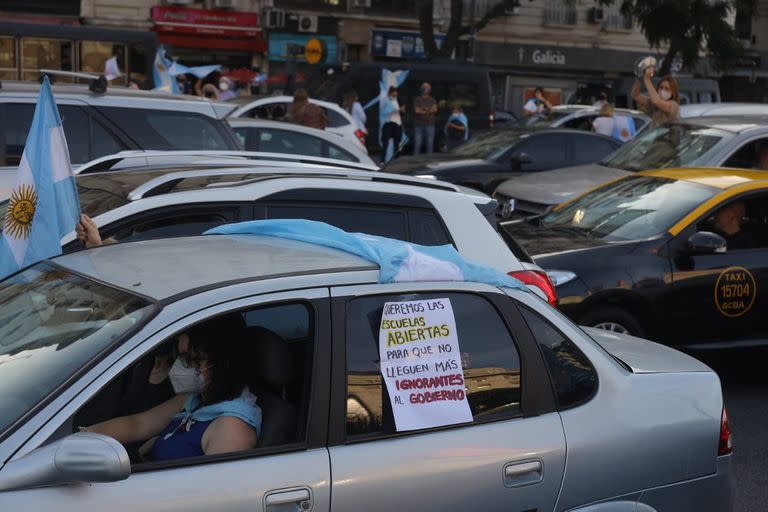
[496,114,768,218]
[0,234,733,511]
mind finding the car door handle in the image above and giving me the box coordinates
[503,460,543,487]
[265,487,312,510]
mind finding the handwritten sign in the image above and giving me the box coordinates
[379,298,472,431]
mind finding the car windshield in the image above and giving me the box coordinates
[452,130,527,160]
[512,111,571,128]
[0,263,155,436]
[601,123,734,171]
[541,175,718,240]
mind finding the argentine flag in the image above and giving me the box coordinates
[0,76,80,279]
[205,219,526,291]
[153,47,180,94]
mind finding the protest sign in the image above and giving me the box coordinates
[378,298,472,431]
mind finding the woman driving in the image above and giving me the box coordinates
[85,313,261,461]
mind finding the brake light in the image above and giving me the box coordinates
[719,407,732,455]
[509,270,558,306]
[354,129,366,144]
[489,112,494,129]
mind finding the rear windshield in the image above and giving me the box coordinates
[452,130,527,159]
[97,107,238,151]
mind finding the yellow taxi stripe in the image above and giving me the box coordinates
[668,182,768,236]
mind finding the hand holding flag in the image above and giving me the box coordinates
[0,76,80,278]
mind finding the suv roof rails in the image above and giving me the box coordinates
[39,69,107,94]
[120,166,461,201]
[76,150,380,175]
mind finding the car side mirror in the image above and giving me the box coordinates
[687,231,727,254]
[0,433,130,491]
[510,152,532,171]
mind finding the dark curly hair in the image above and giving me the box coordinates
[186,313,250,406]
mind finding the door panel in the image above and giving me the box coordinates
[0,450,329,512]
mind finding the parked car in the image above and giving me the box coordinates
[385,128,622,194]
[333,61,494,153]
[680,102,768,118]
[227,119,376,167]
[569,76,721,107]
[0,81,241,198]
[495,115,768,218]
[228,95,367,152]
[501,167,768,347]
[0,230,732,511]
[512,104,649,136]
[20,163,555,303]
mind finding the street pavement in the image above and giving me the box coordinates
[692,349,768,512]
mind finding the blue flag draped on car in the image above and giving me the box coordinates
[205,219,526,290]
[0,76,80,278]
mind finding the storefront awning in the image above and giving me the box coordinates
[151,6,266,52]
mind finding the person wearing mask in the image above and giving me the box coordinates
[83,314,261,461]
[287,89,327,130]
[342,89,367,139]
[444,105,469,151]
[523,87,553,117]
[593,91,609,108]
[591,103,616,137]
[381,86,405,164]
[413,82,438,155]
[218,76,236,101]
[631,68,680,127]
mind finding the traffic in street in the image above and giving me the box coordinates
[3,1,768,510]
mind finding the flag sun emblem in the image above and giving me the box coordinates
[4,184,37,239]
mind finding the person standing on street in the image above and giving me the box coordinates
[631,68,680,128]
[523,87,553,117]
[342,89,367,139]
[413,82,438,155]
[444,105,469,151]
[381,86,405,164]
[287,89,327,130]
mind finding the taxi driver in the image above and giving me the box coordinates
[712,201,755,250]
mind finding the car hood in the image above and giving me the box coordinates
[585,328,713,374]
[500,220,613,257]
[495,164,631,205]
[384,153,458,174]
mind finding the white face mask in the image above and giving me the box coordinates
[219,80,230,91]
[659,89,672,101]
[168,357,206,394]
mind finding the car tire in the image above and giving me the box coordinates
[580,306,645,337]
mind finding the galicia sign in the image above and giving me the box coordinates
[532,49,566,66]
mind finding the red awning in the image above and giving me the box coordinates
[151,5,266,52]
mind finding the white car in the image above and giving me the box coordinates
[227,119,376,167]
[50,164,557,304]
[229,96,366,152]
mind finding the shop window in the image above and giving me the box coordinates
[544,0,577,25]
[0,37,17,80]
[80,41,126,86]
[128,43,151,86]
[22,38,73,82]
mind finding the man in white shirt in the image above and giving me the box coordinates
[523,87,553,117]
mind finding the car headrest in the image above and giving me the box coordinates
[247,326,295,389]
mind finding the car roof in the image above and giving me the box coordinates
[227,118,359,144]
[640,167,768,189]
[54,235,378,302]
[0,81,235,118]
[680,115,768,133]
[233,95,347,113]
[680,103,768,118]
[552,105,645,116]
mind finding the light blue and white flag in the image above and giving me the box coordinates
[612,114,637,142]
[0,76,80,278]
[205,219,526,290]
[153,47,180,94]
[168,62,221,80]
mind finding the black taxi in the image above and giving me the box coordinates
[500,168,768,348]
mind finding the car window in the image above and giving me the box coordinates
[59,106,90,164]
[253,128,324,157]
[102,208,240,244]
[571,134,620,165]
[345,292,522,438]
[326,108,349,128]
[326,142,357,162]
[97,107,235,151]
[722,137,768,169]
[72,301,314,464]
[248,103,288,121]
[512,134,569,170]
[562,115,596,131]
[408,210,452,246]
[518,305,597,408]
[90,116,128,158]
[266,204,408,241]
[696,194,768,251]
